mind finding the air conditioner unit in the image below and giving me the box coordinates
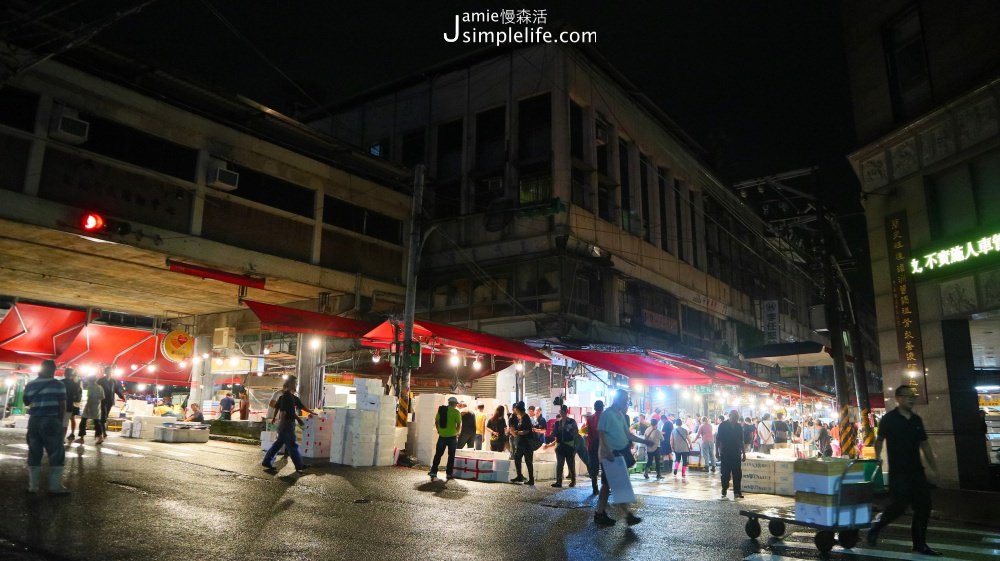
[212,327,236,349]
[49,106,89,144]
[206,159,239,191]
[595,127,609,146]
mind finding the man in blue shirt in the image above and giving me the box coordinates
[219,392,236,420]
[23,359,68,494]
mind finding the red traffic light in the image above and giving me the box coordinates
[81,213,105,231]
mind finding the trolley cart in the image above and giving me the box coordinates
[739,459,879,554]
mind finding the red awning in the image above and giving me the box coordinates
[245,300,376,339]
[56,326,192,385]
[0,302,90,357]
[850,393,885,409]
[362,319,550,363]
[647,351,744,384]
[0,347,44,367]
[558,350,711,385]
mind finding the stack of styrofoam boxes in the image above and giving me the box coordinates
[372,394,399,466]
[408,393,461,467]
[328,408,350,464]
[322,384,350,408]
[794,458,870,526]
[300,410,334,458]
[344,409,378,467]
[773,458,795,496]
[392,426,408,465]
[126,415,172,439]
[453,454,498,481]
[124,399,151,417]
[741,458,776,494]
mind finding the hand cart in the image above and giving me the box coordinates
[739,459,879,554]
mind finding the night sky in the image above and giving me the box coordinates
[44,0,869,290]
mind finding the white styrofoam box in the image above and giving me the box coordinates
[795,492,871,526]
[161,428,210,443]
[793,459,866,493]
[121,420,133,436]
[773,459,795,475]
[742,481,776,494]
[775,482,795,496]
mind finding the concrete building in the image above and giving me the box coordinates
[310,44,833,404]
[843,1,1000,489]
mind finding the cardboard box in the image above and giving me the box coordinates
[795,491,871,526]
[794,459,866,494]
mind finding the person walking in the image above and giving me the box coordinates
[659,413,674,469]
[261,379,312,473]
[866,385,942,556]
[75,376,106,444]
[584,400,604,494]
[756,413,775,454]
[510,402,536,485]
[670,417,691,479]
[97,367,126,430]
[551,404,579,488]
[773,412,790,446]
[594,389,648,526]
[474,404,487,450]
[62,367,82,442]
[23,359,69,494]
[815,419,833,457]
[642,417,664,479]
[692,416,716,473]
[237,389,250,420]
[486,405,508,452]
[428,396,462,481]
[742,417,755,452]
[716,410,745,498]
[456,402,477,450]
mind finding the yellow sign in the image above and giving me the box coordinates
[980,394,1000,407]
[161,330,194,363]
[324,373,355,385]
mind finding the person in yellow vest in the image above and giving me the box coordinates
[429,396,462,481]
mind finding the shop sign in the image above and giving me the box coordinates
[161,330,194,363]
[886,212,927,404]
[763,300,779,344]
[324,373,355,385]
[641,309,678,334]
[910,231,1000,276]
[980,394,1000,407]
[691,294,729,315]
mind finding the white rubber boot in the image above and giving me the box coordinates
[48,466,69,494]
[27,466,40,493]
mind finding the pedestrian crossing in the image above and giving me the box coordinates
[744,524,1000,561]
[629,469,792,508]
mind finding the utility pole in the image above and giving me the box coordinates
[395,165,425,426]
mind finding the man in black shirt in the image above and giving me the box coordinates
[867,385,941,556]
[457,402,476,449]
[716,410,745,498]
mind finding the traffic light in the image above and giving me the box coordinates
[79,212,131,236]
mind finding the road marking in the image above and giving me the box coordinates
[0,453,26,460]
[774,534,977,561]
[162,451,192,457]
[874,538,1000,555]
[6,443,29,450]
[888,523,1000,539]
[103,442,152,451]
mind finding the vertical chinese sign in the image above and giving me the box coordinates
[763,300,780,344]
[885,212,927,403]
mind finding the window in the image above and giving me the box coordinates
[436,119,463,180]
[232,165,314,218]
[474,176,505,212]
[518,93,551,161]
[618,140,632,232]
[81,114,198,181]
[928,148,1000,237]
[519,173,552,205]
[595,119,612,176]
[571,168,592,211]
[598,184,614,223]
[569,101,585,160]
[369,138,389,158]
[689,189,700,268]
[401,128,426,168]
[0,87,39,132]
[972,149,1000,223]
[884,6,932,122]
[640,155,652,243]
[675,179,686,262]
[475,107,505,171]
[658,168,671,252]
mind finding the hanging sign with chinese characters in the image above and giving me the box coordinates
[886,212,927,403]
[910,231,1000,275]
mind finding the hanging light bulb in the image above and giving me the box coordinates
[130,364,139,371]
[229,356,240,367]
[281,374,289,380]
[372,351,381,363]
[30,365,41,373]
[309,337,321,350]
[156,385,164,390]
[214,357,224,366]
[147,364,157,373]
[136,383,147,391]
[515,362,524,372]
[472,357,482,370]
[192,356,201,364]
[449,354,460,366]
[179,361,187,368]
[263,345,271,356]
[202,352,210,360]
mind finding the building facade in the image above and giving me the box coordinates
[843,0,1000,489]
[313,44,831,391]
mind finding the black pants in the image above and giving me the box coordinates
[644,450,662,476]
[720,454,742,494]
[873,471,932,548]
[220,411,233,420]
[430,435,457,477]
[79,417,105,438]
[588,443,600,486]
[514,442,534,482]
[100,402,113,425]
[555,443,576,483]
[457,432,475,449]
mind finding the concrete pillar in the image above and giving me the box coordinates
[187,335,212,408]
[296,334,325,410]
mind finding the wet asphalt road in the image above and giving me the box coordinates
[0,428,996,561]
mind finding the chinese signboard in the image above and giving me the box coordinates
[763,300,779,344]
[886,212,927,403]
[910,231,1000,275]
[642,309,679,334]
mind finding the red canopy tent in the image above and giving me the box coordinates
[56,326,192,385]
[0,302,91,358]
[362,319,550,363]
[647,351,745,384]
[557,350,711,386]
[244,300,376,339]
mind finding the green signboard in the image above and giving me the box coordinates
[910,232,1000,275]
